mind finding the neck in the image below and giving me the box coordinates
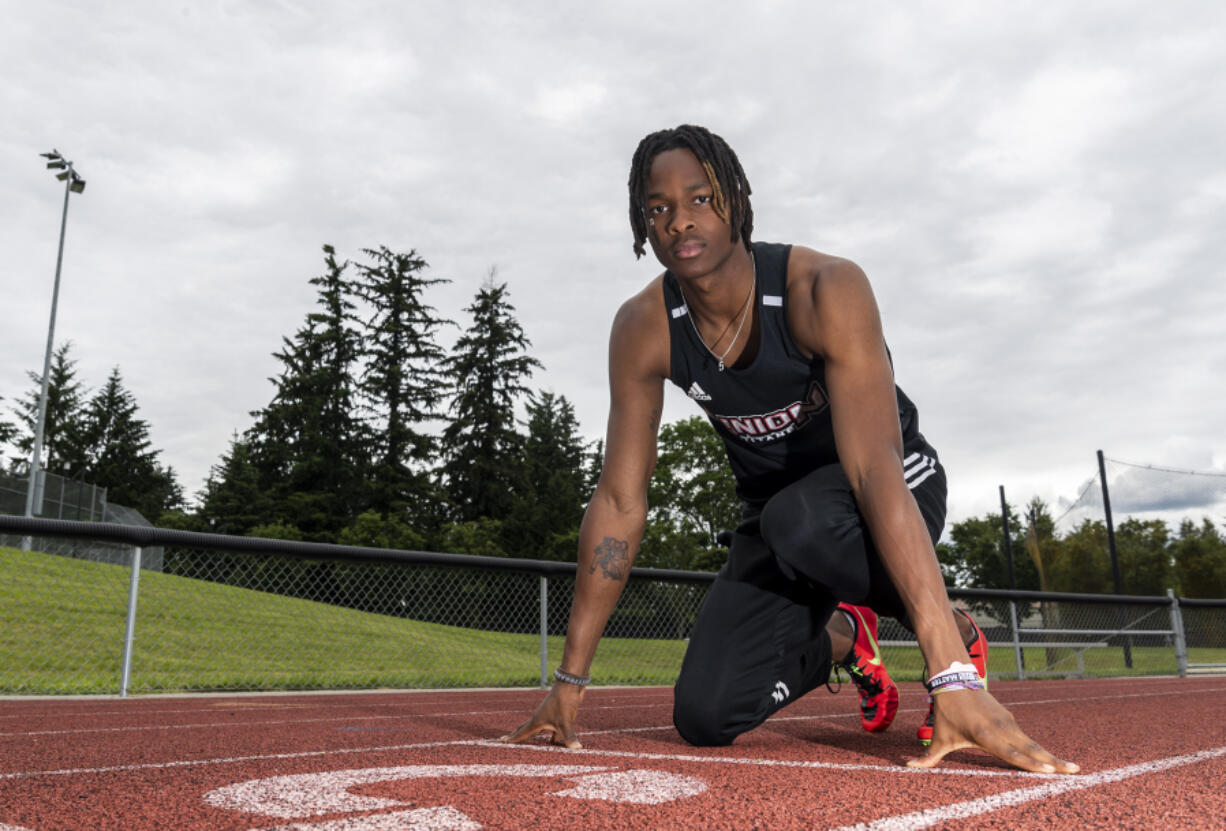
[677,244,755,322]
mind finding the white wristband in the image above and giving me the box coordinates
[926,661,981,686]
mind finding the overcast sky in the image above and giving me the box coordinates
[4,1,1225,531]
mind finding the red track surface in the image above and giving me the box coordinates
[2,676,1225,830]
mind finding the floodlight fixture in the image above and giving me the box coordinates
[23,149,87,548]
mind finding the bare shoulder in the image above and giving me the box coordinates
[610,273,670,381]
[786,245,871,300]
[785,246,880,357]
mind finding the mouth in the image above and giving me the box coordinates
[672,239,705,260]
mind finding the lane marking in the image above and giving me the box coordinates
[8,684,1222,739]
[0,693,680,721]
[0,740,486,781]
[265,806,479,830]
[205,764,612,818]
[551,769,707,804]
[828,745,1226,831]
[5,687,1223,782]
[205,764,706,825]
[0,704,666,738]
[480,741,1060,779]
[0,678,1213,722]
[0,731,1038,783]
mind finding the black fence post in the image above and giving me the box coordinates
[999,485,1016,591]
[1098,449,1132,668]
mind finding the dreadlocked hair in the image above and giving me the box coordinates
[627,124,754,259]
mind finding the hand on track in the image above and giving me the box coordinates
[499,683,585,749]
[907,688,1080,774]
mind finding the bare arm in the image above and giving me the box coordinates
[793,251,1078,773]
[809,261,968,673]
[502,287,667,747]
[557,338,664,679]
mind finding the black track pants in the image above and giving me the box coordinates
[673,443,947,747]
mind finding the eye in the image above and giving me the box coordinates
[649,204,669,215]
[694,195,712,205]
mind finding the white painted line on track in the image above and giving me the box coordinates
[0,727,1045,783]
[0,704,660,738]
[0,740,486,780]
[480,741,1060,779]
[827,746,1226,831]
[0,679,1213,723]
[5,683,1221,738]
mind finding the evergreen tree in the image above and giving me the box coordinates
[76,367,181,518]
[197,434,269,534]
[352,246,451,521]
[247,245,368,538]
[0,398,15,455]
[584,438,605,494]
[438,273,542,524]
[9,341,88,475]
[1021,497,1058,591]
[503,390,588,560]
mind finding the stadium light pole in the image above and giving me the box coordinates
[22,150,86,549]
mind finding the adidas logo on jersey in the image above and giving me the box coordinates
[771,680,790,704]
[686,382,712,401]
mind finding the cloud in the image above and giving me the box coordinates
[4,1,1226,522]
[533,82,608,126]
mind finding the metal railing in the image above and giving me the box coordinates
[2,516,1224,696]
[0,516,710,695]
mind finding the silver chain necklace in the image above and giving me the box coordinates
[680,253,756,372]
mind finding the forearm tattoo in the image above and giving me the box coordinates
[591,537,630,581]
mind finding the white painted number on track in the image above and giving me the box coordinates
[203,763,707,830]
[265,806,480,831]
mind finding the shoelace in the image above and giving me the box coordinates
[841,657,884,696]
[825,664,845,695]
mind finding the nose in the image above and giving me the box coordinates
[665,203,696,235]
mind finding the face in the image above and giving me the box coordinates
[644,147,739,278]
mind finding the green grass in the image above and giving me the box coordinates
[877,644,1226,683]
[3,545,1220,695]
[0,546,684,695]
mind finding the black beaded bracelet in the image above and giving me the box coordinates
[553,668,592,687]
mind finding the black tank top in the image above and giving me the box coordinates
[663,241,924,505]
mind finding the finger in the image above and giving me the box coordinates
[912,724,1080,775]
[988,732,1080,775]
[957,714,1074,775]
[499,720,552,744]
[905,736,975,769]
[547,726,582,749]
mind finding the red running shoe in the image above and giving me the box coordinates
[837,603,899,733]
[918,608,989,746]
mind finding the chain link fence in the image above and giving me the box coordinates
[2,516,1223,696]
[0,469,107,522]
[0,517,707,695]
